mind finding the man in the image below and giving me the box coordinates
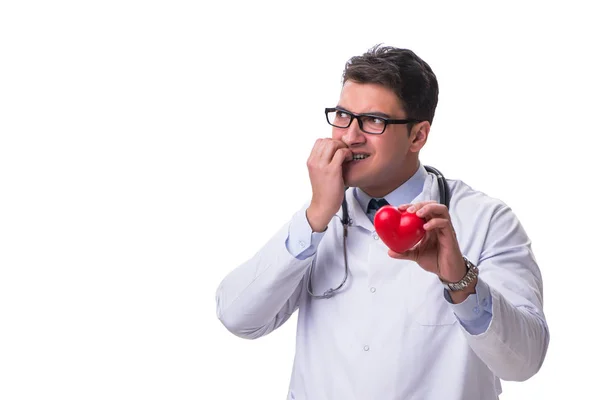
[215,45,549,399]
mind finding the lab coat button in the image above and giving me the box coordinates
[363,345,370,351]
[372,233,379,240]
[370,287,376,293]
[299,241,306,248]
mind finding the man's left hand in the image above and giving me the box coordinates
[388,201,475,300]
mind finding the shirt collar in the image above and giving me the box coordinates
[353,162,428,213]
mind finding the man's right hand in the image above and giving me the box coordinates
[305,139,353,232]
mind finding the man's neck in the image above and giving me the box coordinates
[361,160,421,198]
[354,161,427,213]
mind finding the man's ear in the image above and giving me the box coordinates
[409,121,430,152]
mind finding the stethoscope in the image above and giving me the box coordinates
[307,165,450,299]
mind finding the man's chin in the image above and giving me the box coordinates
[343,159,372,187]
[342,172,364,189]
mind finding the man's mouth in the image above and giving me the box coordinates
[351,154,370,161]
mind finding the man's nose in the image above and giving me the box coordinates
[342,118,366,145]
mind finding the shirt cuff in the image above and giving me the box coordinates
[285,207,326,260]
[444,278,493,335]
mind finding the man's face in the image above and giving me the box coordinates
[333,80,421,197]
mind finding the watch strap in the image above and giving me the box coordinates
[440,257,479,291]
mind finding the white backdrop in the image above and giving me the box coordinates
[1,0,598,399]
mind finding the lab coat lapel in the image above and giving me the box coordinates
[345,188,374,231]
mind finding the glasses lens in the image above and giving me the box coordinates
[359,116,386,134]
[327,110,351,128]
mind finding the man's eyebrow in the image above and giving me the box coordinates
[363,111,391,118]
[335,105,351,113]
[336,105,392,119]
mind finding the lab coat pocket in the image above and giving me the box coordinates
[406,267,457,326]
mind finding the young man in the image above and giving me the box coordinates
[215,45,549,399]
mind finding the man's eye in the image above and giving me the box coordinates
[366,116,384,125]
[337,111,350,119]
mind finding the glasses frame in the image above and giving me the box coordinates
[325,107,420,135]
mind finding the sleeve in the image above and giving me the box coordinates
[285,206,327,260]
[215,205,324,340]
[459,205,550,382]
[445,279,493,335]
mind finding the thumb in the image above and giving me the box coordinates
[388,248,417,261]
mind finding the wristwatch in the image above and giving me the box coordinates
[440,257,479,291]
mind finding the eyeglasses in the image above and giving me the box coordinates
[325,107,420,135]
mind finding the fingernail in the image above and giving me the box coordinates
[407,206,415,213]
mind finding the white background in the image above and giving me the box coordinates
[1,0,598,399]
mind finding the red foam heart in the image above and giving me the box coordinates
[373,205,426,254]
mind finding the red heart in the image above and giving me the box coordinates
[373,205,426,253]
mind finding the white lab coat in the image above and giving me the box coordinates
[215,173,549,400]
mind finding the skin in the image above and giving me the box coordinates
[306,80,476,302]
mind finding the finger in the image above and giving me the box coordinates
[321,139,348,165]
[330,139,348,149]
[332,147,353,165]
[406,200,437,214]
[309,139,337,168]
[388,248,412,260]
[308,138,326,163]
[422,217,455,235]
[415,203,450,220]
[387,232,429,260]
[388,246,421,261]
[397,204,411,211]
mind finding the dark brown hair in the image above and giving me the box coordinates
[342,44,439,124]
